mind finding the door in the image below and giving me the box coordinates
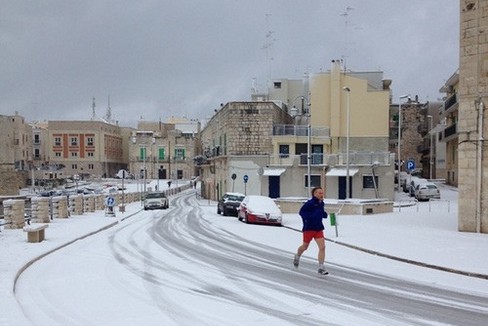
[338,176,353,199]
[268,176,280,198]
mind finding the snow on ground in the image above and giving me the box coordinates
[1,179,488,325]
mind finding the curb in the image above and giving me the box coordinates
[12,208,142,293]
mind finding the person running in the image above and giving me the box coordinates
[293,186,329,275]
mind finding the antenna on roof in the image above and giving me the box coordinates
[340,6,354,72]
[91,97,96,120]
[106,95,112,122]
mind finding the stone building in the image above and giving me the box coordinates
[0,113,32,194]
[458,0,488,233]
[129,119,199,185]
[198,101,293,200]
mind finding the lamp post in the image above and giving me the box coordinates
[397,94,410,191]
[343,87,351,199]
[427,115,433,180]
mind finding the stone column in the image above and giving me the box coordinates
[3,199,25,229]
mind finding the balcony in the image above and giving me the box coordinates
[440,123,457,142]
[440,94,458,118]
[273,125,330,138]
[268,151,392,167]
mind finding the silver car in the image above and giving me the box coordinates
[414,183,441,201]
[144,192,169,210]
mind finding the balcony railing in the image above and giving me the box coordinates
[443,123,457,140]
[268,151,392,167]
[273,125,330,138]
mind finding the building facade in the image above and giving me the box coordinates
[47,120,128,180]
[458,0,488,233]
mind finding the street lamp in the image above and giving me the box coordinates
[397,94,410,192]
[427,115,433,180]
[343,87,351,199]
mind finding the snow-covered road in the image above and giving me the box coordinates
[15,191,488,325]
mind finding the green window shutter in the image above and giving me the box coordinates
[140,147,146,160]
[158,148,165,160]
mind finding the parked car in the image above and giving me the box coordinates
[237,195,282,226]
[143,192,169,210]
[407,176,423,197]
[217,192,245,216]
[414,183,441,201]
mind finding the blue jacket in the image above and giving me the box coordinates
[299,197,328,231]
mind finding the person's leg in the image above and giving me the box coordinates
[315,237,326,265]
[294,232,312,267]
[314,236,328,274]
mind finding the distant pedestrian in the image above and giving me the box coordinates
[293,186,329,275]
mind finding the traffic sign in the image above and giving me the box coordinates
[243,175,249,183]
[105,196,116,207]
[406,160,416,171]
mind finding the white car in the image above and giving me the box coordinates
[237,195,282,226]
[414,183,441,201]
[143,192,169,210]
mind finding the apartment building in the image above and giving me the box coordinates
[129,119,199,185]
[268,60,393,200]
[198,101,294,200]
[438,71,459,185]
[47,120,129,179]
[0,113,32,194]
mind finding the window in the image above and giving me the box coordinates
[363,175,379,189]
[304,175,321,188]
[279,145,289,158]
[88,164,94,170]
[71,137,78,146]
[273,82,282,89]
[34,149,40,159]
[54,137,61,146]
[87,137,94,146]
[87,152,94,157]
[55,152,61,157]
[140,147,146,160]
[175,148,185,160]
[72,164,77,169]
[158,148,165,160]
[34,134,40,144]
[71,152,78,157]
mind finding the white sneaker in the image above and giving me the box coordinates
[318,268,329,275]
[293,255,300,268]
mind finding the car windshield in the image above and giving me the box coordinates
[425,185,438,189]
[224,194,244,202]
[145,192,166,199]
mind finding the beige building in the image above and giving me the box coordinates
[0,113,32,194]
[198,101,294,200]
[267,60,393,200]
[439,71,459,185]
[47,120,129,180]
[199,61,393,201]
[129,119,198,185]
[458,0,488,233]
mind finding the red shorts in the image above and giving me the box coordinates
[302,230,325,244]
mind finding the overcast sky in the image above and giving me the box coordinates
[0,1,459,127]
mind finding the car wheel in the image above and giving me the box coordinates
[237,214,242,221]
[223,208,228,216]
[244,213,249,224]
[217,206,221,214]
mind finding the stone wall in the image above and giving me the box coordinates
[458,0,488,233]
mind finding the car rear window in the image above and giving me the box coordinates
[145,192,166,199]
